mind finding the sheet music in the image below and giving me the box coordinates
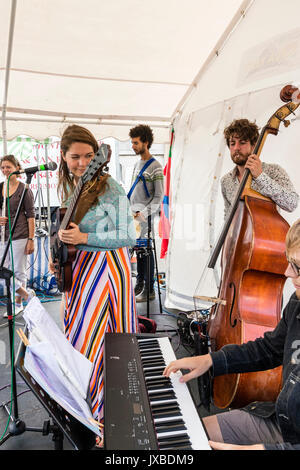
[22,297,100,436]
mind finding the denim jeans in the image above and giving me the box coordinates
[136,248,154,290]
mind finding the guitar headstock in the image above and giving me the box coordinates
[82,143,110,184]
[265,85,300,136]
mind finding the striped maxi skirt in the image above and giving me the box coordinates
[64,246,138,422]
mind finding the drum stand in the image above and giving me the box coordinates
[147,216,163,318]
[134,215,162,318]
[143,217,176,336]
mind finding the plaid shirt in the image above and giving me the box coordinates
[221,162,299,219]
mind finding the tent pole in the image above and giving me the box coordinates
[0,106,170,123]
[1,0,17,154]
[35,145,42,228]
[44,142,52,237]
[0,115,170,129]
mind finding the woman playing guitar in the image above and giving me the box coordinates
[49,125,138,444]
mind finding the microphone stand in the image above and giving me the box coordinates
[0,173,44,445]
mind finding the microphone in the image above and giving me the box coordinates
[13,161,58,175]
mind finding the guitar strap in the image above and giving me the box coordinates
[74,158,155,224]
[127,157,155,200]
[73,178,103,225]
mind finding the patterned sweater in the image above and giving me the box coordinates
[67,176,136,252]
[221,163,299,220]
[129,157,164,218]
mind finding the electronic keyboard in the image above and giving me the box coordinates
[104,333,210,450]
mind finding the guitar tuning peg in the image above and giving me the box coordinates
[284,120,291,127]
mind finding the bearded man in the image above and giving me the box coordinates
[221,119,298,219]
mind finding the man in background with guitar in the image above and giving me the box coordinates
[221,118,298,219]
[128,124,164,303]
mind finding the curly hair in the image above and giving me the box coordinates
[224,119,260,147]
[129,124,154,149]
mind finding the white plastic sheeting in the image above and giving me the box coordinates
[166,0,300,311]
[0,0,244,142]
[1,0,300,312]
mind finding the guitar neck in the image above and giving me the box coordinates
[60,178,84,230]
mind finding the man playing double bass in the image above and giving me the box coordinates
[221,118,298,219]
[163,118,300,450]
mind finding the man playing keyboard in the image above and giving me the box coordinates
[164,218,300,451]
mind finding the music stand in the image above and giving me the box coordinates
[13,336,96,450]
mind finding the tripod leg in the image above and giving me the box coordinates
[6,279,20,421]
[146,217,152,318]
[145,246,150,318]
[52,425,64,450]
[151,232,163,314]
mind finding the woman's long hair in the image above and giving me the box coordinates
[58,124,109,205]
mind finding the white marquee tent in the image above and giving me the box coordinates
[1,0,300,312]
[165,0,300,312]
[0,0,247,143]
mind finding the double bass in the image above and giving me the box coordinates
[206,85,300,409]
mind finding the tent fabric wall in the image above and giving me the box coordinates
[0,0,245,142]
[166,0,300,312]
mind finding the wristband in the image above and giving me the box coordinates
[28,237,35,241]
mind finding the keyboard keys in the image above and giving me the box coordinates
[136,337,210,450]
[138,339,191,450]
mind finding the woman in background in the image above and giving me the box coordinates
[0,155,35,317]
[54,125,138,431]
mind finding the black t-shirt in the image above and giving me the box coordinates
[0,182,35,240]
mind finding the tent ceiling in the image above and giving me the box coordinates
[1,0,246,141]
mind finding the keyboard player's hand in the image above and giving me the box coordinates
[163,354,213,383]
